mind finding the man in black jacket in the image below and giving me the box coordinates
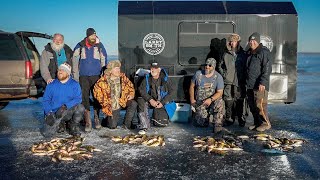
[219,34,247,127]
[246,32,272,132]
[137,62,175,134]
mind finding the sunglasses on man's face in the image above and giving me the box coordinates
[205,64,213,67]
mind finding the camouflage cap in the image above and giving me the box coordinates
[206,58,216,67]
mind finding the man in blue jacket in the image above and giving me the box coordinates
[42,63,85,137]
[72,28,108,132]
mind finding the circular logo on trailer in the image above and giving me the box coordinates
[143,33,165,55]
[260,35,274,52]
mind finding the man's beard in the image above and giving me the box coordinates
[51,43,64,52]
[88,37,96,44]
[111,72,120,78]
[205,69,214,75]
[58,73,69,81]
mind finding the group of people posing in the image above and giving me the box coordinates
[40,28,272,138]
[190,32,272,134]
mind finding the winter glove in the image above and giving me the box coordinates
[56,105,67,119]
[45,112,56,126]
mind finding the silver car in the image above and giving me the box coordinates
[0,30,52,109]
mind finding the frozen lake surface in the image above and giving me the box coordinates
[0,53,319,179]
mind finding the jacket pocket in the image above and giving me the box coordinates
[93,47,100,60]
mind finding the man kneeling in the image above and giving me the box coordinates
[42,63,84,137]
[137,62,176,135]
[189,58,226,133]
[93,60,137,129]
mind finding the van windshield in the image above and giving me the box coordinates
[0,34,23,60]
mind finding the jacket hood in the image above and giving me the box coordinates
[159,68,169,81]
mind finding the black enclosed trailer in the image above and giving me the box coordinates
[118,1,298,103]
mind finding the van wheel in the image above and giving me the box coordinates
[0,102,9,110]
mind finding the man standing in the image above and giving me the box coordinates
[218,34,247,127]
[137,62,176,135]
[40,33,73,84]
[42,63,84,137]
[93,60,137,129]
[189,58,225,133]
[246,32,272,132]
[72,28,108,132]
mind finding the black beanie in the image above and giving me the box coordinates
[248,32,260,44]
[86,28,96,37]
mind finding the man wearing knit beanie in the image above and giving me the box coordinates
[246,32,272,132]
[86,28,97,45]
[93,60,137,130]
[41,62,85,138]
[72,28,108,132]
[58,62,72,77]
[218,33,247,128]
[248,32,260,44]
[86,28,96,37]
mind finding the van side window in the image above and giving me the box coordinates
[22,40,35,60]
[0,34,23,60]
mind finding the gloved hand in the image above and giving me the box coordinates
[56,105,67,119]
[45,112,56,126]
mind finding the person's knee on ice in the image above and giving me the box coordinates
[189,58,224,131]
[41,63,83,137]
[93,60,137,130]
[136,61,176,131]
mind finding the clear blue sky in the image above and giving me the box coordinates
[0,0,319,55]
